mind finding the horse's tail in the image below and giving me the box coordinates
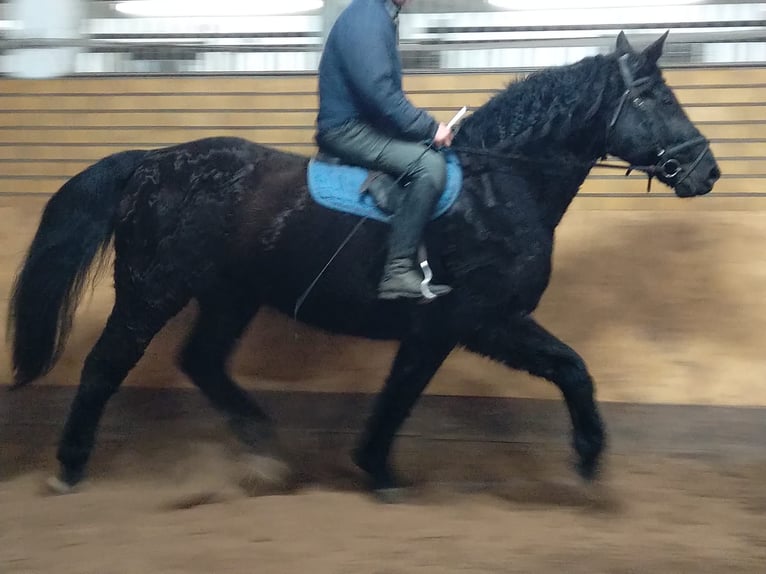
[6,149,147,388]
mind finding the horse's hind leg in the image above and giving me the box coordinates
[178,290,273,448]
[178,290,291,492]
[463,315,605,480]
[53,294,186,492]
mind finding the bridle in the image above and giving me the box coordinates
[453,54,712,193]
[604,54,711,192]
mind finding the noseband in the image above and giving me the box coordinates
[605,54,711,192]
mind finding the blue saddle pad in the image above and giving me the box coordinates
[307,149,462,223]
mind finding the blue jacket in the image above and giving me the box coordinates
[316,0,438,142]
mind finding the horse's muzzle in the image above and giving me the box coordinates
[675,157,720,197]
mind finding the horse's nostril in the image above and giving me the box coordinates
[710,166,721,181]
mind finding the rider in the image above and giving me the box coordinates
[315,0,454,300]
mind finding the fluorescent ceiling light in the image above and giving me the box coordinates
[489,0,700,8]
[115,0,324,17]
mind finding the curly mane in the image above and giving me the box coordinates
[455,54,619,156]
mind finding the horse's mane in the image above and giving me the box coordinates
[454,54,617,154]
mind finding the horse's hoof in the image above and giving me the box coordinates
[574,427,605,482]
[46,475,79,495]
[237,453,294,496]
[576,456,601,482]
[46,464,85,495]
[352,449,413,502]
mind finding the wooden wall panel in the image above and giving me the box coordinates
[1,67,764,198]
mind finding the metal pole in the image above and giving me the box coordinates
[4,0,84,78]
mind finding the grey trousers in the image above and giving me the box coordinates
[317,120,447,262]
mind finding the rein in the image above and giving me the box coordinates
[451,145,658,190]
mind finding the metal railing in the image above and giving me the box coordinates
[1,1,765,74]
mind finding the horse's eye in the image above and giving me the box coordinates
[655,89,675,106]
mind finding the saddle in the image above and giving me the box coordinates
[312,149,445,300]
[314,150,404,215]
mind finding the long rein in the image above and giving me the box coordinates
[449,144,661,192]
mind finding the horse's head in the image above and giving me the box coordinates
[605,32,720,197]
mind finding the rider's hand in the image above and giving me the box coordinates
[433,122,454,148]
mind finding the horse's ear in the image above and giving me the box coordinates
[616,31,633,56]
[642,30,669,65]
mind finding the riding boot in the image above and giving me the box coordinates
[377,179,452,301]
[378,257,452,300]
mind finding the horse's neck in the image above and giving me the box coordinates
[527,135,607,228]
[458,59,622,227]
[475,133,609,230]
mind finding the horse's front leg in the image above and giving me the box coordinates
[354,310,457,501]
[463,315,605,480]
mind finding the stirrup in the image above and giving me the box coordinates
[418,245,438,300]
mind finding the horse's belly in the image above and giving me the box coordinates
[266,294,412,341]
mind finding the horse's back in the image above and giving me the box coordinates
[113,135,406,335]
[113,137,306,286]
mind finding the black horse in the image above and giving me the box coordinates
[8,32,719,497]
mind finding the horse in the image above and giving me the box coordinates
[7,32,720,499]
